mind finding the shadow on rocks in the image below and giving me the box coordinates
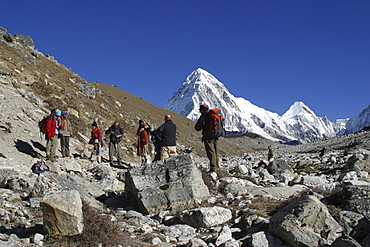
[31,140,46,152]
[15,139,43,158]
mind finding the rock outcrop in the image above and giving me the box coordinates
[125,154,210,214]
[269,195,343,246]
[41,190,83,236]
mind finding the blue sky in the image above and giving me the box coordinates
[2,0,369,121]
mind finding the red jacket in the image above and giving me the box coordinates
[137,128,149,155]
[45,115,57,139]
[91,127,103,142]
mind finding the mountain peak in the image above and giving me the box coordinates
[164,68,230,119]
[283,101,316,119]
[183,68,218,87]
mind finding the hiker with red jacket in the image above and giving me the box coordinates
[195,104,222,172]
[45,109,61,161]
[91,121,103,163]
[136,120,151,164]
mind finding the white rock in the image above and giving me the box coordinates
[339,171,358,181]
[180,206,232,228]
[33,233,44,246]
[215,225,233,246]
[235,164,248,174]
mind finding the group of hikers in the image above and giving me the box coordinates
[42,104,224,172]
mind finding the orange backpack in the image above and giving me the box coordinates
[208,109,225,138]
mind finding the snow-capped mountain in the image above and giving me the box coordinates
[282,102,337,142]
[345,104,370,134]
[164,68,343,143]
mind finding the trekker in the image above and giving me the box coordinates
[59,111,72,158]
[91,121,103,163]
[268,145,274,162]
[195,104,219,172]
[136,120,151,164]
[105,121,124,165]
[154,114,177,160]
[45,109,61,161]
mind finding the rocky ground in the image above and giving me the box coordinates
[0,129,369,246]
[1,27,370,247]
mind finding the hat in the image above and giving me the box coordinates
[139,120,144,124]
[92,121,98,127]
[63,111,69,116]
[199,104,209,110]
[55,109,62,116]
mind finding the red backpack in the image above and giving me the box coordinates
[38,116,48,134]
[208,109,225,138]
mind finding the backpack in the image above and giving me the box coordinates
[208,109,225,139]
[38,117,48,134]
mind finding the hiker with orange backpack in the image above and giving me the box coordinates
[195,104,225,173]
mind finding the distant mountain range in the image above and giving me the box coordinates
[164,68,370,144]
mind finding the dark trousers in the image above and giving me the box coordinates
[60,136,70,157]
[204,139,219,170]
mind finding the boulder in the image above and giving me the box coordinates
[267,160,293,175]
[99,175,125,193]
[269,195,342,246]
[343,185,370,219]
[244,231,285,247]
[0,158,30,183]
[0,27,7,34]
[41,190,83,236]
[345,154,366,171]
[26,92,43,106]
[180,206,232,228]
[31,172,104,209]
[160,224,196,241]
[320,147,336,157]
[2,174,36,194]
[125,154,210,214]
[301,175,339,191]
[348,160,370,172]
[222,183,250,197]
[215,225,233,246]
[78,83,96,99]
[185,238,207,247]
[234,164,248,174]
[246,185,307,200]
[338,171,358,181]
[338,210,370,241]
[14,34,34,48]
[331,235,362,247]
